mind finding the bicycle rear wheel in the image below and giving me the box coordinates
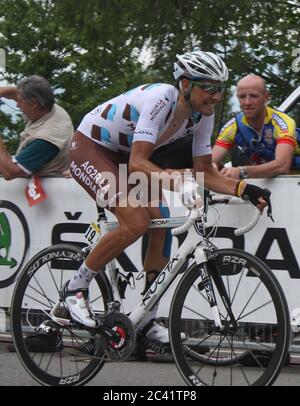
[169,248,290,386]
[11,244,113,386]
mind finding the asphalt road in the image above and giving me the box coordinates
[1,341,300,387]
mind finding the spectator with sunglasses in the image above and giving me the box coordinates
[0,75,73,180]
[50,50,270,348]
[212,74,298,179]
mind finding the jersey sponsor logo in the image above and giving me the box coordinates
[70,141,79,150]
[150,99,167,121]
[69,160,111,199]
[134,130,155,137]
[220,117,236,131]
[127,123,136,131]
[90,106,102,115]
[272,113,289,130]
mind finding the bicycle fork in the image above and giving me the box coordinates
[196,247,237,332]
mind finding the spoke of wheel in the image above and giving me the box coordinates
[27,281,55,308]
[238,299,274,322]
[182,304,212,322]
[224,334,251,385]
[90,293,103,306]
[47,262,62,295]
[212,335,224,386]
[228,266,246,308]
[191,334,227,378]
[60,269,64,291]
[235,331,269,369]
[24,293,53,310]
[70,330,81,373]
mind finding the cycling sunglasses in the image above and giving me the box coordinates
[192,81,226,95]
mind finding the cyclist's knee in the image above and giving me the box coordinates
[116,209,149,244]
[126,218,149,240]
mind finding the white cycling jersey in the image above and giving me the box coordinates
[77,83,214,157]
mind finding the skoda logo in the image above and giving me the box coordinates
[0,200,30,288]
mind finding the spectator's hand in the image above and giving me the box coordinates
[220,166,240,179]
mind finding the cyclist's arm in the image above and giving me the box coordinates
[129,141,175,181]
[193,154,240,195]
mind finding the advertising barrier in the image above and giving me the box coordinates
[0,175,300,321]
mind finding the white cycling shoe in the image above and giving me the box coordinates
[145,321,188,344]
[52,281,97,328]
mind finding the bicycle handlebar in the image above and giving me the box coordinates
[171,195,260,237]
[213,196,260,236]
[171,207,200,236]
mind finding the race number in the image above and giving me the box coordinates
[84,222,101,245]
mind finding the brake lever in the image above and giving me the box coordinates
[263,188,274,222]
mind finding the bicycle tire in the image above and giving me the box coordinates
[11,244,113,386]
[169,248,290,386]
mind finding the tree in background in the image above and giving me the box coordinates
[0,0,299,153]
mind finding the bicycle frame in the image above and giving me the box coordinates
[88,194,261,330]
[96,213,219,329]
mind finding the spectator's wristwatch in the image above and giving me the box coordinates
[239,167,249,179]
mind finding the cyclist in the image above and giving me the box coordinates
[52,50,269,344]
[212,74,298,178]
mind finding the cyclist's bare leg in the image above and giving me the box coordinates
[85,205,150,271]
[51,204,151,327]
[143,205,169,279]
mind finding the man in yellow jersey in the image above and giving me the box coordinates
[212,74,298,179]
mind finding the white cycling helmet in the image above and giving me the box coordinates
[173,50,229,82]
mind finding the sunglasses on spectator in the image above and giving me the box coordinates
[192,81,226,95]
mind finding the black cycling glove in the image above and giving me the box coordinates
[241,184,274,222]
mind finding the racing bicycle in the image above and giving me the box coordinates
[10,192,290,386]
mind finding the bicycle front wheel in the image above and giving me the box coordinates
[169,248,290,386]
[11,244,113,386]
